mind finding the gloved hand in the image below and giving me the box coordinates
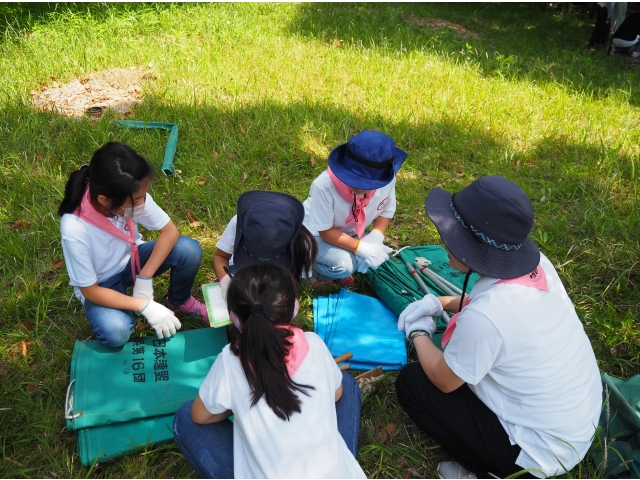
[132,276,154,300]
[361,229,384,245]
[355,241,392,270]
[219,274,232,300]
[398,294,444,324]
[397,313,436,339]
[140,300,182,339]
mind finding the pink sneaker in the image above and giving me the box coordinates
[166,295,209,323]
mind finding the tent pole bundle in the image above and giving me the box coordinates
[399,256,451,325]
[414,257,462,296]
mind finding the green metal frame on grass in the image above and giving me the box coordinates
[115,120,178,177]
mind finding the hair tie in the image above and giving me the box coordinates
[250,304,263,314]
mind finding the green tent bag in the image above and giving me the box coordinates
[591,373,640,478]
[65,327,228,466]
[365,245,479,350]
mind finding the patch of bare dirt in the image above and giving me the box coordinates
[30,66,156,119]
[404,15,480,39]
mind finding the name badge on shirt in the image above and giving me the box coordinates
[377,197,389,210]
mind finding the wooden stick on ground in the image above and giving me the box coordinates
[334,352,353,364]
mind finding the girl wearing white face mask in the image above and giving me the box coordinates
[58,142,208,348]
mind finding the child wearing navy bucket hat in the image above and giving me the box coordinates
[213,190,318,298]
[394,176,602,479]
[302,130,407,286]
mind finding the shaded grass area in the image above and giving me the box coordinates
[1,2,640,478]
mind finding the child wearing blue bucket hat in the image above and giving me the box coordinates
[302,130,408,286]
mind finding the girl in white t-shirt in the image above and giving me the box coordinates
[58,142,208,348]
[173,263,365,479]
[212,190,317,299]
[302,130,407,286]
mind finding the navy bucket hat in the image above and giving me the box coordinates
[327,130,408,190]
[233,190,305,272]
[425,176,540,279]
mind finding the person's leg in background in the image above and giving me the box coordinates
[173,400,234,478]
[590,3,610,48]
[312,235,357,285]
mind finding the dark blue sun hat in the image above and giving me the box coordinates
[233,190,305,271]
[425,176,540,279]
[327,130,408,190]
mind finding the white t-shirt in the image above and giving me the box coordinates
[302,170,396,237]
[60,193,170,303]
[444,253,602,478]
[198,332,366,479]
[215,215,237,262]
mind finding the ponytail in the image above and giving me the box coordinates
[57,142,153,216]
[57,165,90,216]
[227,264,314,421]
[291,225,318,282]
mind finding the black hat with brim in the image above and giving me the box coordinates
[424,176,540,279]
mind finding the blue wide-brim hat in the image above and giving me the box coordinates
[425,176,540,279]
[327,130,408,190]
[233,190,305,271]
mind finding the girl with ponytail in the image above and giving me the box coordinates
[58,142,208,348]
[173,263,365,479]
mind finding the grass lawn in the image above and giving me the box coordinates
[1,2,639,478]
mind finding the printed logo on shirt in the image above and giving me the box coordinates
[377,197,389,210]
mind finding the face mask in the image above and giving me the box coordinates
[115,203,145,219]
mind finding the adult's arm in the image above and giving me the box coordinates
[412,334,465,393]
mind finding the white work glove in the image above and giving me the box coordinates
[140,300,182,339]
[219,274,232,300]
[398,294,444,325]
[361,229,384,245]
[355,241,392,271]
[132,276,154,300]
[397,314,436,339]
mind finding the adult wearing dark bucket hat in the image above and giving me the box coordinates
[212,191,317,298]
[394,176,602,479]
[302,130,407,286]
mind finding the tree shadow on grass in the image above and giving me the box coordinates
[287,2,640,107]
[1,97,639,476]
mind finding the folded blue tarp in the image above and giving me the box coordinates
[313,289,407,371]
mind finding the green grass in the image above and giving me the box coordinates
[1,2,639,477]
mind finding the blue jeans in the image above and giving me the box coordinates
[313,235,366,281]
[173,371,362,478]
[83,236,202,348]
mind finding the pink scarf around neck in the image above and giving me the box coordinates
[440,265,549,348]
[279,326,309,377]
[74,186,141,282]
[327,167,376,239]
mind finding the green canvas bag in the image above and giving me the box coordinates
[65,327,228,466]
[365,245,479,350]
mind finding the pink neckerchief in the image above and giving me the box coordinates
[327,167,376,239]
[277,326,309,377]
[440,265,549,348]
[74,186,141,283]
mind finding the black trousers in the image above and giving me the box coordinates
[589,4,610,48]
[396,363,533,478]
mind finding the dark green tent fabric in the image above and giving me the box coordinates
[591,373,640,478]
[114,120,178,176]
[365,245,479,350]
[66,327,228,466]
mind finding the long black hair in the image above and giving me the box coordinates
[57,142,153,216]
[227,263,315,421]
[291,225,318,282]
